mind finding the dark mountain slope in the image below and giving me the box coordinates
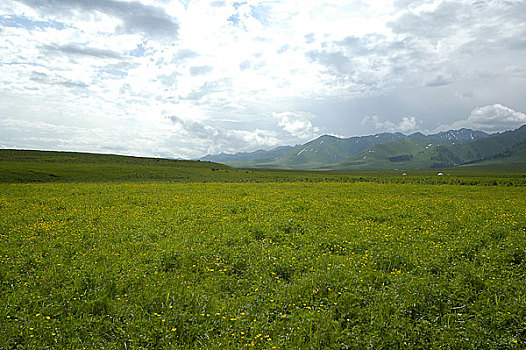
[330,125,526,170]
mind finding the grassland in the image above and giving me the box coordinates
[1,149,525,186]
[0,150,525,349]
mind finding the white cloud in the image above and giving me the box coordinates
[1,0,526,157]
[16,0,180,39]
[273,111,320,140]
[361,115,418,134]
[444,104,526,133]
[166,115,281,156]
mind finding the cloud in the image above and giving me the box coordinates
[0,117,166,157]
[239,60,265,71]
[388,1,462,39]
[305,50,352,74]
[424,74,452,87]
[2,0,526,159]
[167,115,280,155]
[174,49,198,60]
[0,14,66,30]
[182,79,232,101]
[42,43,122,59]
[273,111,319,140]
[189,65,214,76]
[29,71,88,89]
[362,115,419,134]
[17,0,179,39]
[444,104,526,133]
[210,2,226,8]
[277,44,290,54]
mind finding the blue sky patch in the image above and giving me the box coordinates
[0,15,66,30]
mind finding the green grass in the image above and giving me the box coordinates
[1,149,525,186]
[1,149,525,348]
[1,181,525,349]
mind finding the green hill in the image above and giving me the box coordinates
[203,132,407,169]
[329,125,526,171]
[1,149,524,185]
[201,128,502,170]
[327,135,437,170]
[430,126,526,167]
[0,149,235,183]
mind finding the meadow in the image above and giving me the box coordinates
[1,180,525,349]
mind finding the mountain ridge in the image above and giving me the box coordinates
[201,126,525,171]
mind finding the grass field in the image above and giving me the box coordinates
[1,149,525,186]
[1,179,525,349]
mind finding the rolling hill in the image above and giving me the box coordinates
[0,149,233,183]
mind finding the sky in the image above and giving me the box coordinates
[1,0,526,159]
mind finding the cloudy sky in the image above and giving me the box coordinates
[1,0,526,158]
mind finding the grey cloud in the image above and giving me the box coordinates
[59,80,88,88]
[100,62,136,78]
[505,66,526,78]
[182,79,231,101]
[390,1,526,49]
[29,71,88,88]
[307,35,420,92]
[277,44,290,54]
[305,50,352,74]
[389,1,463,39]
[455,91,474,100]
[334,34,425,73]
[336,34,397,58]
[360,2,526,92]
[425,75,452,87]
[174,49,198,60]
[158,72,177,87]
[18,0,179,38]
[337,36,375,56]
[338,36,360,48]
[239,60,265,71]
[42,43,122,59]
[239,61,251,71]
[501,1,526,22]
[506,29,526,50]
[304,33,315,44]
[393,0,435,10]
[169,115,215,139]
[189,65,213,76]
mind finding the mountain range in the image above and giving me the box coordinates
[201,125,526,171]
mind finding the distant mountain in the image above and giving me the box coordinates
[202,132,409,169]
[427,128,490,143]
[428,126,525,168]
[201,127,501,170]
[201,146,294,167]
[327,125,526,171]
